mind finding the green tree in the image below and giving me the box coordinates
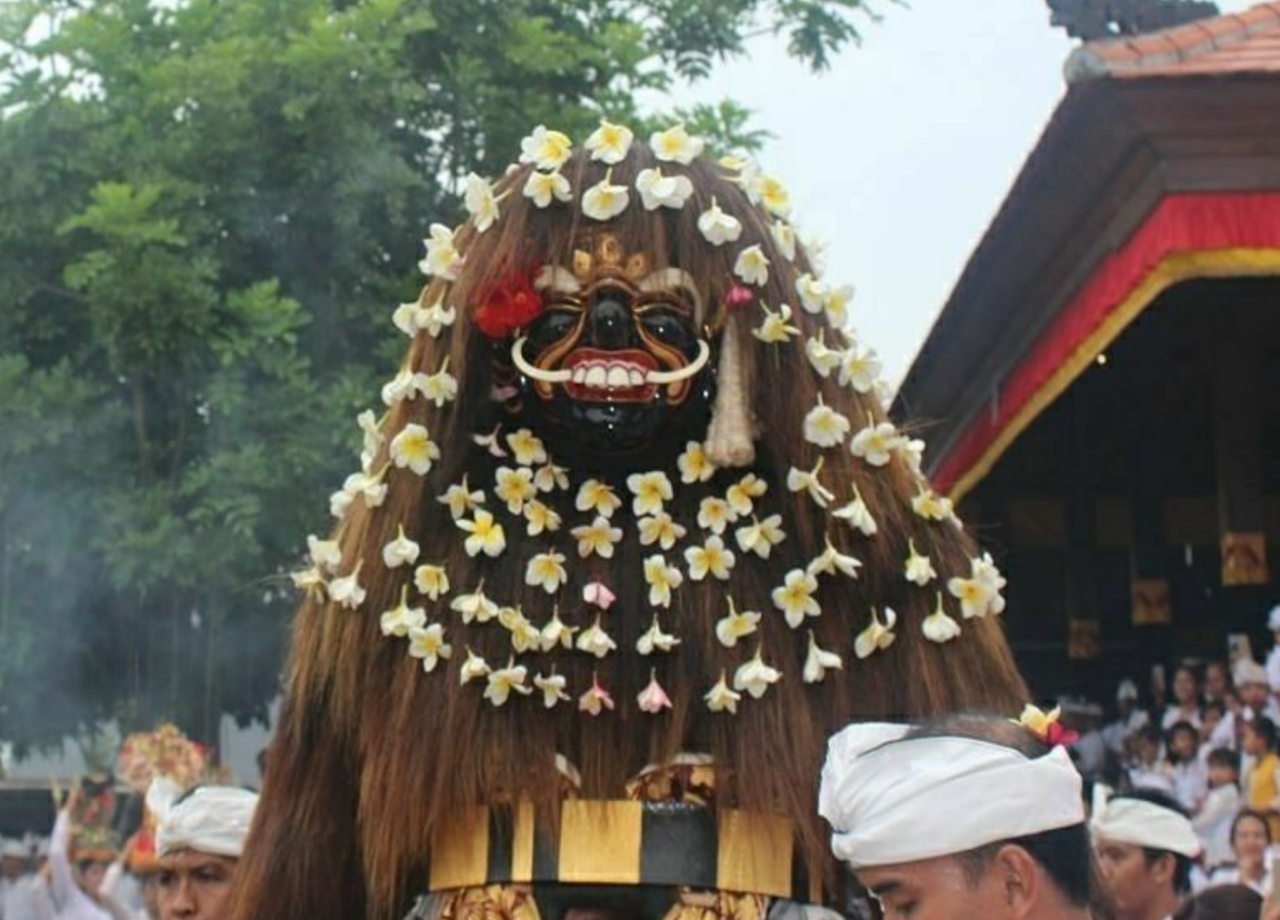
[0,0,884,754]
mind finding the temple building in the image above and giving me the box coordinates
[894,2,1280,699]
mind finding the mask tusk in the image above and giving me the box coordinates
[646,340,711,384]
[511,337,572,383]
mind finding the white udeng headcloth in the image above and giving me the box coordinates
[1089,793,1200,858]
[818,722,1085,869]
[146,777,259,859]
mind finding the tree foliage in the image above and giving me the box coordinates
[0,0,882,754]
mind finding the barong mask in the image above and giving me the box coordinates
[235,121,1030,920]
[505,235,714,459]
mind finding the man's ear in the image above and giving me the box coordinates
[993,845,1042,920]
[1150,851,1175,886]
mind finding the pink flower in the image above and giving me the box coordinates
[578,673,615,716]
[637,671,672,714]
[583,581,616,610]
[724,283,754,310]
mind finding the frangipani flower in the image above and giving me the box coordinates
[381,369,417,407]
[381,524,421,569]
[416,357,458,407]
[523,169,572,208]
[807,535,862,580]
[637,670,674,714]
[576,479,622,518]
[457,509,507,558]
[771,568,821,629]
[850,417,905,468]
[582,168,629,221]
[638,512,686,550]
[715,597,760,648]
[357,409,383,471]
[734,514,785,559]
[459,648,491,685]
[753,302,799,344]
[1017,704,1078,746]
[582,581,617,610]
[307,535,342,573]
[677,440,717,484]
[506,428,547,467]
[796,274,829,315]
[519,125,573,170]
[803,631,843,684]
[705,671,742,714]
[787,458,836,509]
[697,496,737,535]
[484,658,532,706]
[463,172,501,233]
[733,647,782,699]
[839,345,882,395]
[755,174,791,218]
[450,582,499,624]
[502,607,543,654]
[576,614,617,659]
[291,566,326,599]
[637,615,680,655]
[650,124,704,164]
[973,552,1008,610]
[636,167,694,210]
[949,554,1006,618]
[904,539,937,586]
[495,466,536,514]
[473,424,508,458]
[407,623,452,673]
[540,607,577,651]
[533,463,569,493]
[643,554,683,608]
[439,476,485,520]
[579,673,615,716]
[684,535,735,582]
[414,563,449,601]
[804,395,851,449]
[899,436,926,474]
[523,499,562,536]
[627,471,673,517]
[912,488,956,523]
[393,299,456,339]
[571,516,623,559]
[419,223,463,281]
[698,197,742,246]
[329,561,366,609]
[726,473,766,517]
[771,220,797,260]
[525,550,568,594]
[923,593,962,644]
[585,119,633,164]
[824,283,856,326]
[854,607,897,660]
[390,424,440,476]
[334,468,388,514]
[380,586,426,637]
[833,486,878,537]
[534,669,570,708]
[806,331,844,379]
[734,245,770,288]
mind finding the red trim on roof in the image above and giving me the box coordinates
[932,192,1280,494]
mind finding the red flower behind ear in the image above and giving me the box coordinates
[475,270,544,339]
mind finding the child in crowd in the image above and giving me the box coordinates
[1241,716,1280,842]
[1193,748,1242,869]
[1163,664,1204,730]
[1168,720,1208,813]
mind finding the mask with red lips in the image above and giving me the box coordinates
[504,235,716,461]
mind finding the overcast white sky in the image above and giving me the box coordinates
[693,0,1258,386]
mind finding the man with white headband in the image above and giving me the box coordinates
[145,780,257,920]
[819,711,1094,920]
[1090,788,1198,920]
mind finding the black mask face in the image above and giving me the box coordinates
[513,268,715,464]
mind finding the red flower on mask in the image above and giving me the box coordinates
[474,270,544,340]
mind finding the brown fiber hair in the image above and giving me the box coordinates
[230,141,1027,920]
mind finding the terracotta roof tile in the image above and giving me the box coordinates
[1064,1,1280,83]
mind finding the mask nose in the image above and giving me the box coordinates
[587,289,633,348]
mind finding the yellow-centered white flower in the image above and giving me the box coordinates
[540,607,577,651]
[678,441,717,484]
[576,614,617,659]
[523,499,562,536]
[753,302,799,344]
[495,466,536,514]
[714,597,760,648]
[771,220,797,260]
[684,535,735,582]
[391,424,440,476]
[571,515,623,559]
[450,583,498,624]
[705,671,742,714]
[393,299,456,339]
[459,648,491,685]
[328,561,366,609]
[643,554,683,608]
[414,563,450,601]
[734,514,785,560]
[523,169,572,208]
[804,395,851,449]
[787,457,835,508]
[627,471,673,517]
[923,593,962,644]
[825,283,855,326]
[382,524,420,569]
[519,125,572,170]
[439,475,485,519]
[636,615,680,655]
[636,166,694,210]
[733,647,782,699]
[457,509,506,558]
[463,172,501,233]
[912,488,956,524]
[576,479,622,518]
[582,168,630,221]
[806,331,845,379]
[697,496,737,535]
[506,428,547,466]
[638,512,686,550]
[850,417,905,468]
[697,197,742,246]
[733,244,770,287]
[772,568,821,629]
[418,223,463,280]
[525,550,568,594]
[803,631,843,684]
[291,566,326,599]
[725,473,766,518]
[650,124,704,164]
[533,463,570,493]
[533,669,569,708]
[839,345,882,395]
[855,607,897,660]
[585,119,634,164]
[796,273,829,314]
[833,485,878,537]
[381,369,417,407]
[380,586,426,637]
[407,623,451,673]
[307,535,342,573]
[904,539,937,586]
[807,535,862,580]
[484,658,532,706]
[416,357,458,407]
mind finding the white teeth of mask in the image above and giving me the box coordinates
[606,366,630,388]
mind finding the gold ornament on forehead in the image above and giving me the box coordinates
[572,233,651,286]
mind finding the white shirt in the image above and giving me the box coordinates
[48,813,115,920]
[1192,784,1241,868]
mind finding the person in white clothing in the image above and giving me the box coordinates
[1104,680,1150,759]
[1091,787,1199,920]
[1265,605,1280,692]
[1166,722,1207,814]
[47,790,129,920]
[1191,748,1241,870]
[1161,665,1202,732]
[1206,810,1271,895]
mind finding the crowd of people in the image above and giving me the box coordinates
[0,782,256,920]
